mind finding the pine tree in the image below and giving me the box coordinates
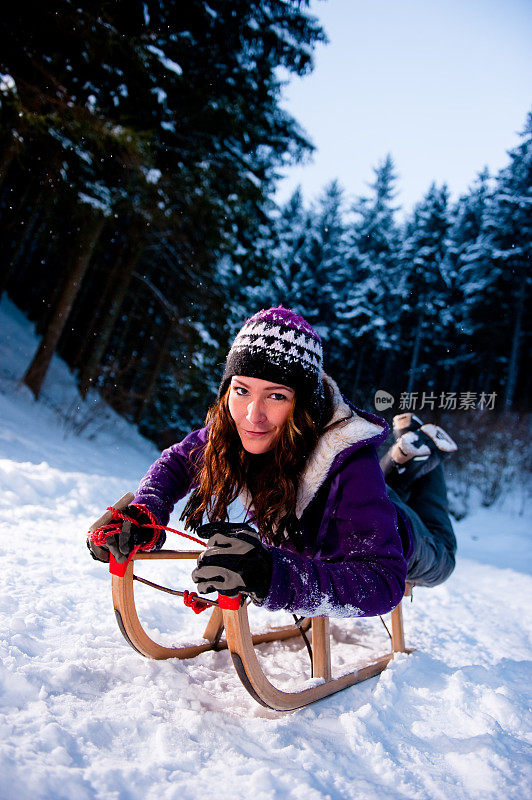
[339,156,401,398]
[263,187,312,308]
[460,113,532,409]
[304,180,349,338]
[444,168,493,391]
[0,1,326,428]
[396,183,452,395]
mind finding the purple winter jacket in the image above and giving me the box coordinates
[134,377,413,619]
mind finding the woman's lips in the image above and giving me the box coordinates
[243,429,271,437]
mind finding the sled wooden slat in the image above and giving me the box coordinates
[202,605,224,644]
[311,617,331,680]
[391,597,406,652]
[112,558,217,659]
[97,494,413,710]
[222,603,396,711]
[110,550,411,708]
[88,491,135,533]
[134,549,203,560]
[222,595,413,710]
[391,582,412,654]
[111,551,313,659]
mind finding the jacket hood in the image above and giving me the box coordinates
[295,375,387,518]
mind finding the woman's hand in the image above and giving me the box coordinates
[87,504,160,563]
[192,522,272,602]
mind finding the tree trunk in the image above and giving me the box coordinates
[0,136,20,192]
[0,94,25,170]
[0,164,60,298]
[351,343,366,399]
[406,314,423,395]
[22,210,105,398]
[379,350,393,394]
[504,278,526,411]
[134,320,173,423]
[79,234,144,396]
[72,237,129,370]
[0,204,49,298]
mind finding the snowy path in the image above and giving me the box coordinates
[0,298,531,800]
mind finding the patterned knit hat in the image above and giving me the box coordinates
[218,307,326,424]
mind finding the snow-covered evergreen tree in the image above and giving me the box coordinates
[396,183,452,394]
[460,113,532,409]
[257,187,312,309]
[444,168,493,391]
[300,181,350,367]
[339,155,401,397]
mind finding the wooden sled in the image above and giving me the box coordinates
[90,495,413,711]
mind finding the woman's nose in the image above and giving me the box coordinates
[246,399,266,424]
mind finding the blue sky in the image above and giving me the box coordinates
[276,0,532,213]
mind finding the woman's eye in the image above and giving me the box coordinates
[234,386,248,396]
[271,393,288,401]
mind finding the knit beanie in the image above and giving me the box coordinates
[218,307,326,425]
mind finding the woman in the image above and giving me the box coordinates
[87,307,457,618]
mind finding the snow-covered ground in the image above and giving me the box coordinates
[0,296,530,800]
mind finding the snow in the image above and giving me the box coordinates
[146,45,183,77]
[0,295,531,800]
[144,168,162,185]
[0,73,16,94]
[78,189,112,216]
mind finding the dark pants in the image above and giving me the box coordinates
[387,464,457,587]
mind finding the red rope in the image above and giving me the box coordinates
[89,504,206,550]
[88,504,209,613]
[182,590,210,614]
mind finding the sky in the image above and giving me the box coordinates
[276,0,532,214]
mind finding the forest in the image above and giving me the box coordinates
[0,1,530,457]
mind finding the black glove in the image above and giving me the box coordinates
[191,522,272,603]
[87,504,162,564]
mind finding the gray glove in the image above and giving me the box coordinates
[191,523,272,602]
[87,504,162,563]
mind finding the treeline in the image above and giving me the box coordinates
[258,130,531,418]
[0,1,324,440]
[0,3,530,445]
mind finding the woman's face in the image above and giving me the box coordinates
[228,375,295,454]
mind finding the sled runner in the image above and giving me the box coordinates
[89,494,413,711]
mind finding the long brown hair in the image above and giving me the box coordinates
[181,387,322,546]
